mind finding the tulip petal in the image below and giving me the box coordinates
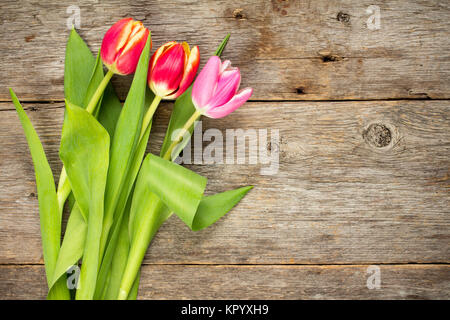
[149,41,177,72]
[115,27,149,75]
[205,87,253,119]
[206,68,241,108]
[166,46,200,99]
[220,60,232,74]
[150,44,186,97]
[192,56,221,110]
[101,18,133,67]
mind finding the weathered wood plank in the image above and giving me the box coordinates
[0,264,448,299]
[0,0,449,101]
[0,100,448,264]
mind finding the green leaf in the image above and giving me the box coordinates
[101,198,132,300]
[10,89,70,299]
[97,83,123,139]
[60,100,110,299]
[64,29,97,107]
[193,186,253,231]
[47,28,99,298]
[133,154,207,229]
[214,33,230,56]
[50,29,124,298]
[50,204,86,288]
[94,122,152,299]
[127,270,140,300]
[101,34,152,254]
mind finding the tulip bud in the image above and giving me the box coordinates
[192,56,253,119]
[148,41,200,99]
[101,18,150,75]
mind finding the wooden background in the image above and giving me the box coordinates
[0,0,449,299]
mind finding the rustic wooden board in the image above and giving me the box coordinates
[1,0,449,300]
[0,264,448,300]
[0,0,449,101]
[1,100,448,265]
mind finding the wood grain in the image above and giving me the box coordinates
[0,0,449,101]
[1,100,448,265]
[0,0,449,300]
[0,264,448,300]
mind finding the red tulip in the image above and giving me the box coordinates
[148,41,200,99]
[101,18,150,75]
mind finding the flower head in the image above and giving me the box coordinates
[148,41,200,99]
[192,56,252,119]
[101,18,150,75]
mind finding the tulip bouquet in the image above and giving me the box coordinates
[10,18,253,300]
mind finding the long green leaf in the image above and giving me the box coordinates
[60,101,110,299]
[102,198,132,300]
[127,270,140,300]
[101,34,152,256]
[94,122,152,299]
[10,89,70,299]
[64,29,97,107]
[97,83,123,139]
[50,30,123,296]
[50,204,85,288]
[47,28,99,298]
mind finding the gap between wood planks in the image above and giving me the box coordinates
[0,97,447,112]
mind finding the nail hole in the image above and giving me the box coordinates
[295,87,306,94]
[321,54,341,63]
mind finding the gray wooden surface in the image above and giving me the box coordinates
[0,0,449,299]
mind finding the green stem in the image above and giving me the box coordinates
[85,70,114,114]
[139,95,162,141]
[162,110,202,160]
[97,96,161,267]
[56,70,114,211]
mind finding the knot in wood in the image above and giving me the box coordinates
[233,8,246,20]
[363,123,392,148]
[337,12,350,23]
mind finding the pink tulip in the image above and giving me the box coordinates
[101,18,150,75]
[192,56,253,119]
[148,41,200,99]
